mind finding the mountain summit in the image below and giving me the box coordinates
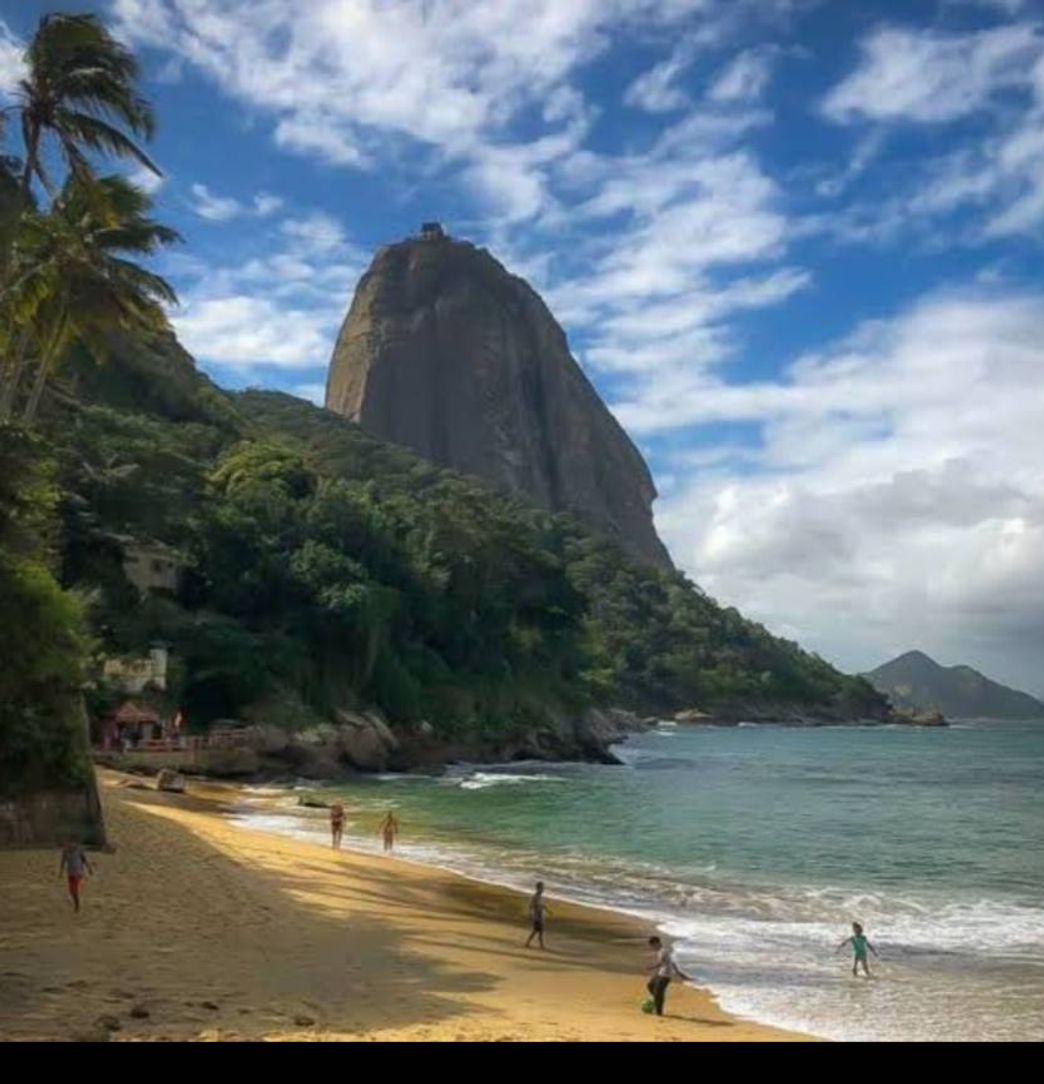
[324,225,672,570]
[866,651,1044,720]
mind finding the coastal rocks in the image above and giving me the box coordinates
[573,707,648,762]
[382,705,647,774]
[334,709,400,772]
[674,708,716,724]
[238,723,289,755]
[155,768,186,793]
[895,707,948,727]
[324,232,672,570]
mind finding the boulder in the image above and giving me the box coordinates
[334,708,399,771]
[155,768,186,793]
[239,724,289,755]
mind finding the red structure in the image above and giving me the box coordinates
[100,701,161,751]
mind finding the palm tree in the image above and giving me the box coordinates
[14,12,159,199]
[3,173,180,425]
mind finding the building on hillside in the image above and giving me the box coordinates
[420,221,445,241]
[119,538,186,596]
[102,644,170,694]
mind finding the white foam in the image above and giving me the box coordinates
[453,771,566,791]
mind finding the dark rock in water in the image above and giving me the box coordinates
[325,232,672,571]
[129,1004,150,1019]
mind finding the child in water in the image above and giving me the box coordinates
[838,921,879,977]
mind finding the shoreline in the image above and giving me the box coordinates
[0,770,806,1042]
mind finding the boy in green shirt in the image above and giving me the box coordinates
[838,921,879,977]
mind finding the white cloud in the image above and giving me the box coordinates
[253,191,284,217]
[818,23,1044,240]
[188,183,287,222]
[175,295,333,368]
[708,48,774,103]
[624,42,696,113]
[169,208,364,376]
[189,182,243,222]
[111,0,782,226]
[0,21,25,99]
[128,164,166,194]
[652,289,1044,690]
[822,24,1041,124]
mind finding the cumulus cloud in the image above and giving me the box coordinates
[169,209,364,378]
[0,21,25,99]
[653,290,1044,692]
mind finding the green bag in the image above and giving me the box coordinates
[641,998,655,1014]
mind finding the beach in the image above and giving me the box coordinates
[0,771,799,1042]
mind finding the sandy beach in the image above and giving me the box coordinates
[0,771,804,1042]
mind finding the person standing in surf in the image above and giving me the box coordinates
[838,921,879,977]
[646,935,692,1016]
[58,841,93,913]
[525,881,551,949]
[378,810,399,854]
[330,802,345,850]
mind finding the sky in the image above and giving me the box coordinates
[2,0,1044,693]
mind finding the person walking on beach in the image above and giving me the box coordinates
[58,841,93,913]
[837,921,879,977]
[378,811,399,854]
[525,881,550,949]
[646,935,692,1017]
[330,802,345,850]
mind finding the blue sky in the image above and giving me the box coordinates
[3,0,1044,692]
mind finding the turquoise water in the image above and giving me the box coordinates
[238,720,1044,1041]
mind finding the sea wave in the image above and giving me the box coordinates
[451,771,567,791]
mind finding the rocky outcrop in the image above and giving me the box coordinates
[324,230,672,570]
[0,774,107,848]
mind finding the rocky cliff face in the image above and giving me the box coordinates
[324,231,672,570]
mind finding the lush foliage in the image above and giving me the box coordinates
[0,427,92,795]
[0,10,886,779]
[1,12,176,427]
[40,360,885,737]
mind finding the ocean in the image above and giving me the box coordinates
[233,719,1044,1041]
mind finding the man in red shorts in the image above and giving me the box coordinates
[58,841,93,913]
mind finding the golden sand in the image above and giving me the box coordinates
[0,772,804,1042]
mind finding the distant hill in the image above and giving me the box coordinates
[866,651,1044,720]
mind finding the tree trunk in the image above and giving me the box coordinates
[22,315,66,426]
[0,328,30,422]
